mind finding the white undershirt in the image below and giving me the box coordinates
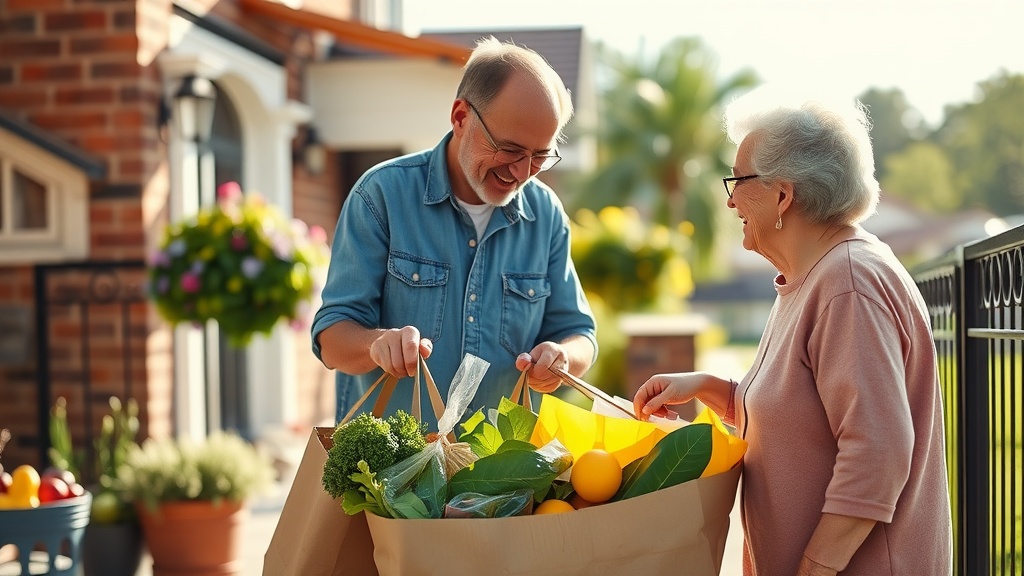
[456,198,496,240]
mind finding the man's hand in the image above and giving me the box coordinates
[369,326,432,377]
[516,342,569,393]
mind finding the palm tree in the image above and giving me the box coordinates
[569,37,757,278]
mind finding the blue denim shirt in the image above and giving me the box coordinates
[312,132,597,427]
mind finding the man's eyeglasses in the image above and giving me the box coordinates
[722,174,760,198]
[466,102,562,172]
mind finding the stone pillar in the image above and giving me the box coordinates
[620,313,708,421]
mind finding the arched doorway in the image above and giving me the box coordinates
[208,82,251,438]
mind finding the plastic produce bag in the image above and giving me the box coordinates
[380,354,489,518]
[443,489,534,518]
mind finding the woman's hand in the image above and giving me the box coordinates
[369,326,432,377]
[632,372,708,420]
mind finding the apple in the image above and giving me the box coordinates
[90,491,123,524]
[67,482,86,498]
[38,476,71,503]
[41,467,77,487]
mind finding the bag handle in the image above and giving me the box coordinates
[550,367,638,420]
[338,356,447,426]
[508,368,533,412]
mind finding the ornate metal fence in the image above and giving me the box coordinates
[913,225,1024,576]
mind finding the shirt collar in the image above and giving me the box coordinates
[423,131,535,224]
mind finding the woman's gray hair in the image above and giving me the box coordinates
[456,36,574,143]
[723,86,879,225]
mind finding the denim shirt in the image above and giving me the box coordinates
[312,132,597,427]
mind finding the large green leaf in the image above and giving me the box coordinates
[495,398,537,442]
[448,450,565,500]
[617,423,713,500]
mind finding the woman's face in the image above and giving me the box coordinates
[727,137,776,257]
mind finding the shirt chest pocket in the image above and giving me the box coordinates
[500,273,551,355]
[384,253,449,341]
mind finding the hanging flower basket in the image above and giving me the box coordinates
[147,182,330,347]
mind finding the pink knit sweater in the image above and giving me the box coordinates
[730,227,952,575]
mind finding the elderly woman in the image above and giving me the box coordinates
[633,87,952,576]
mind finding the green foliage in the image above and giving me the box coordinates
[447,446,572,503]
[340,460,391,517]
[881,141,959,213]
[934,71,1024,216]
[570,205,693,395]
[615,423,713,501]
[858,87,928,181]
[459,397,538,458]
[117,430,274,513]
[147,183,330,347]
[48,397,82,480]
[570,37,757,269]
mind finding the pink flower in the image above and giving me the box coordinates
[181,272,201,293]
[230,230,248,251]
[309,225,328,244]
[217,181,243,204]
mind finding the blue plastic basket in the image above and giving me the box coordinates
[0,492,91,576]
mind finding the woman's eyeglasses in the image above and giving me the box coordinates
[722,174,760,198]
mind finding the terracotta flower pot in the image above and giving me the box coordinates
[136,500,249,576]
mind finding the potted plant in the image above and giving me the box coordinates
[48,396,143,576]
[115,430,275,576]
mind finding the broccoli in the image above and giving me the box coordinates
[321,411,428,499]
[388,410,428,463]
[323,413,398,498]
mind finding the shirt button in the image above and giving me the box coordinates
[412,273,420,282]
[468,316,475,323]
[468,239,477,248]
[469,294,477,301]
[528,289,535,297]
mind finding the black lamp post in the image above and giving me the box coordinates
[173,74,217,145]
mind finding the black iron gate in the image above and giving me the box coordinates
[34,260,147,481]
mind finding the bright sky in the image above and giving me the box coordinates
[403,0,1024,127]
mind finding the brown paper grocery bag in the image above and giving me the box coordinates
[262,427,377,576]
[365,464,741,576]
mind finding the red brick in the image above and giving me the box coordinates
[90,204,114,224]
[21,63,84,82]
[0,13,38,34]
[117,156,146,177]
[90,60,140,79]
[111,108,144,128]
[45,11,107,32]
[54,86,117,105]
[79,133,117,153]
[31,111,107,131]
[112,10,135,29]
[70,34,137,55]
[0,88,49,106]
[6,0,64,10]
[0,38,61,58]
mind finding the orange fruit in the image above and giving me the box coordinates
[533,499,575,515]
[570,449,622,504]
[569,493,596,509]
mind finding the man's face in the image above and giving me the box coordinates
[451,74,561,207]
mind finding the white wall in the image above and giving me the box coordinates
[308,59,463,154]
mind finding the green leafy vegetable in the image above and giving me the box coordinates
[448,448,571,501]
[459,397,538,457]
[616,423,713,501]
[341,460,393,517]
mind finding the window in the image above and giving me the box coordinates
[0,129,89,264]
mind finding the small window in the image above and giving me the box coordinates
[0,130,89,264]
